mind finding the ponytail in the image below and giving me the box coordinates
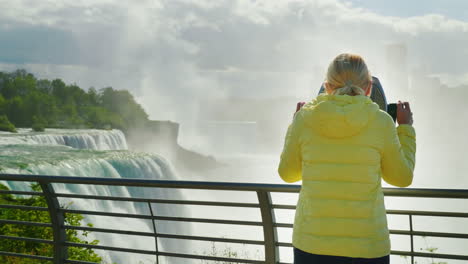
[331,84,366,96]
[326,53,371,96]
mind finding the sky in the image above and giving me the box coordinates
[1,1,468,256]
[0,0,468,122]
[1,3,467,261]
[347,0,468,21]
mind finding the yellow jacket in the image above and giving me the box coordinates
[278,94,416,258]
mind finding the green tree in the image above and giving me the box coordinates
[0,69,151,131]
[0,183,102,263]
[87,87,100,105]
[0,94,6,114]
[84,106,124,130]
[0,115,16,132]
[51,79,68,105]
[100,87,149,128]
[0,70,36,100]
[31,116,46,132]
[36,79,53,95]
[6,97,27,126]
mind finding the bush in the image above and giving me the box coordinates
[31,116,46,132]
[0,115,17,132]
[0,183,103,263]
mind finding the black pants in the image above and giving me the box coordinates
[294,248,390,264]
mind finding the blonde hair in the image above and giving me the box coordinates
[326,53,371,96]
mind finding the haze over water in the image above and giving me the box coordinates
[1,1,468,263]
[2,0,468,189]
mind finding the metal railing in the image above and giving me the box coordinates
[0,173,468,264]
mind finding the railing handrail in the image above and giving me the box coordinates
[2,173,468,198]
[1,173,468,264]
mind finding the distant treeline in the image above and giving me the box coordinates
[0,69,149,132]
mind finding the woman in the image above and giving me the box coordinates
[278,53,416,264]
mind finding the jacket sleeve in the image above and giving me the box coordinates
[278,113,303,183]
[381,118,416,187]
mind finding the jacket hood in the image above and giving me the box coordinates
[299,94,380,139]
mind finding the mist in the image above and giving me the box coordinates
[1,0,468,188]
[2,1,468,263]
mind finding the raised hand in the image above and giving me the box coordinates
[397,101,413,126]
[294,102,306,118]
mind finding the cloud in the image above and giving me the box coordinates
[1,0,468,122]
[2,0,468,189]
[393,14,468,34]
[0,25,79,64]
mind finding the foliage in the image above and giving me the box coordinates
[0,69,149,131]
[31,116,46,132]
[0,114,17,132]
[0,183,102,263]
[400,236,448,264]
[197,242,262,264]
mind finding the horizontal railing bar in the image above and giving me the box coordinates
[0,189,43,196]
[387,209,468,218]
[275,223,293,228]
[278,228,468,239]
[274,206,468,218]
[383,188,468,198]
[61,209,153,220]
[61,209,262,226]
[275,229,468,242]
[64,224,264,245]
[0,235,54,244]
[0,219,52,227]
[67,242,264,263]
[157,233,265,245]
[275,244,468,261]
[64,225,155,237]
[275,253,468,262]
[0,174,300,193]
[65,242,157,255]
[150,200,260,208]
[273,204,296,210]
[3,174,468,197]
[275,208,468,216]
[4,174,468,199]
[152,216,264,226]
[0,204,49,211]
[58,208,468,223]
[277,242,292,247]
[59,244,468,262]
[391,250,468,260]
[157,251,265,263]
[55,193,259,208]
[0,250,53,261]
[64,260,99,264]
[390,229,468,239]
[278,234,468,247]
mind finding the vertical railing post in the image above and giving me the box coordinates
[39,182,68,264]
[409,214,414,264]
[257,191,279,264]
[148,201,159,264]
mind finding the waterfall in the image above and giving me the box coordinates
[0,129,189,264]
[0,128,128,150]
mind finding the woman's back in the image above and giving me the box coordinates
[278,53,416,262]
[279,91,415,258]
[279,93,416,258]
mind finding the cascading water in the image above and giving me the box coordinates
[0,129,188,264]
[0,128,128,150]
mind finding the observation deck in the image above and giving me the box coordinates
[0,174,467,264]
